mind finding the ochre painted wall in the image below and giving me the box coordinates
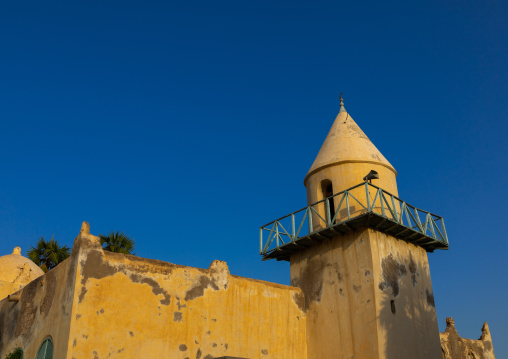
[0,248,45,301]
[0,280,21,302]
[440,318,495,359]
[0,254,77,359]
[1,224,307,359]
[370,230,442,359]
[305,162,398,229]
[290,228,441,359]
[67,226,307,359]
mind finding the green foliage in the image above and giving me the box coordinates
[5,348,23,359]
[99,231,136,255]
[27,236,70,272]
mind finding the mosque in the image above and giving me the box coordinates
[0,97,495,358]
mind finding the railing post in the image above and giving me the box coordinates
[291,213,296,242]
[308,207,313,233]
[391,195,399,222]
[346,192,350,219]
[326,198,331,226]
[380,190,385,217]
[365,182,370,212]
[414,209,424,233]
[260,228,263,254]
[441,219,448,244]
[427,214,436,239]
[275,222,280,248]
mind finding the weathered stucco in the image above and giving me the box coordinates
[290,228,442,359]
[68,223,307,358]
[304,109,396,187]
[440,317,495,359]
[0,247,45,301]
[0,246,77,359]
[0,222,307,359]
[305,162,399,229]
[303,108,398,228]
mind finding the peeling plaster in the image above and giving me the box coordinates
[425,289,435,307]
[408,251,418,286]
[184,276,219,301]
[291,258,325,311]
[40,270,56,317]
[378,254,407,297]
[174,312,183,322]
[79,250,171,306]
[14,277,42,337]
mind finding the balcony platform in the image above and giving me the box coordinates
[260,182,449,262]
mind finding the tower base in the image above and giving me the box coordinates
[290,228,442,359]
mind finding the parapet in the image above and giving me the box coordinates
[440,317,495,359]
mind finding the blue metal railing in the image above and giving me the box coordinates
[260,182,448,256]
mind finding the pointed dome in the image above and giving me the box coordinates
[304,103,396,185]
[0,246,44,285]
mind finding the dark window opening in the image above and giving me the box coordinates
[321,180,335,221]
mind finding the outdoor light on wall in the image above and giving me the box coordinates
[363,170,379,183]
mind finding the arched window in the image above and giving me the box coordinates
[321,180,335,221]
[36,338,53,359]
[5,348,23,359]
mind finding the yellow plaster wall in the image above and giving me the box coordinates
[0,248,45,301]
[290,229,380,359]
[440,318,495,359]
[370,230,442,359]
[0,280,22,302]
[305,162,398,229]
[0,255,77,359]
[290,228,441,359]
[68,229,307,359]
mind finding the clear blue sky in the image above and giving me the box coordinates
[1,0,507,355]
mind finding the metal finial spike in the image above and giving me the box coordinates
[339,93,346,113]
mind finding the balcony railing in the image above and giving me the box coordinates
[260,182,448,261]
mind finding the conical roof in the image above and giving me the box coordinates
[304,101,396,185]
[0,246,44,284]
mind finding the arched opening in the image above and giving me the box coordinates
[36,337,53,359]
[321,180,335,222]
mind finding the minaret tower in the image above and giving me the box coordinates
[260,95,448,359]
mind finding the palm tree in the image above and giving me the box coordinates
[27,236,71,272]
[99,231,135,255]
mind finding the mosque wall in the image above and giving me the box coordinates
[304,162,398,231]
[290,228,442,359]
[440,318,495,359]
[290,228,380,359]
[67,223,307,359]
[0,255,77,359]
[371,230,442,359]
[0,247,45,302]
[305,161,398,200]
[0,280,20,302]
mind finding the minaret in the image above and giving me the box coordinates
[304,94,398,202]
[260,95,448,359]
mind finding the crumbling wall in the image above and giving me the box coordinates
[440,317,495,359]
[290,228,442,359]
[0,252,78,358]
[68,222,307,359]
[0,247,45,301]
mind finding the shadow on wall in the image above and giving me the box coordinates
[377,250,442,359]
